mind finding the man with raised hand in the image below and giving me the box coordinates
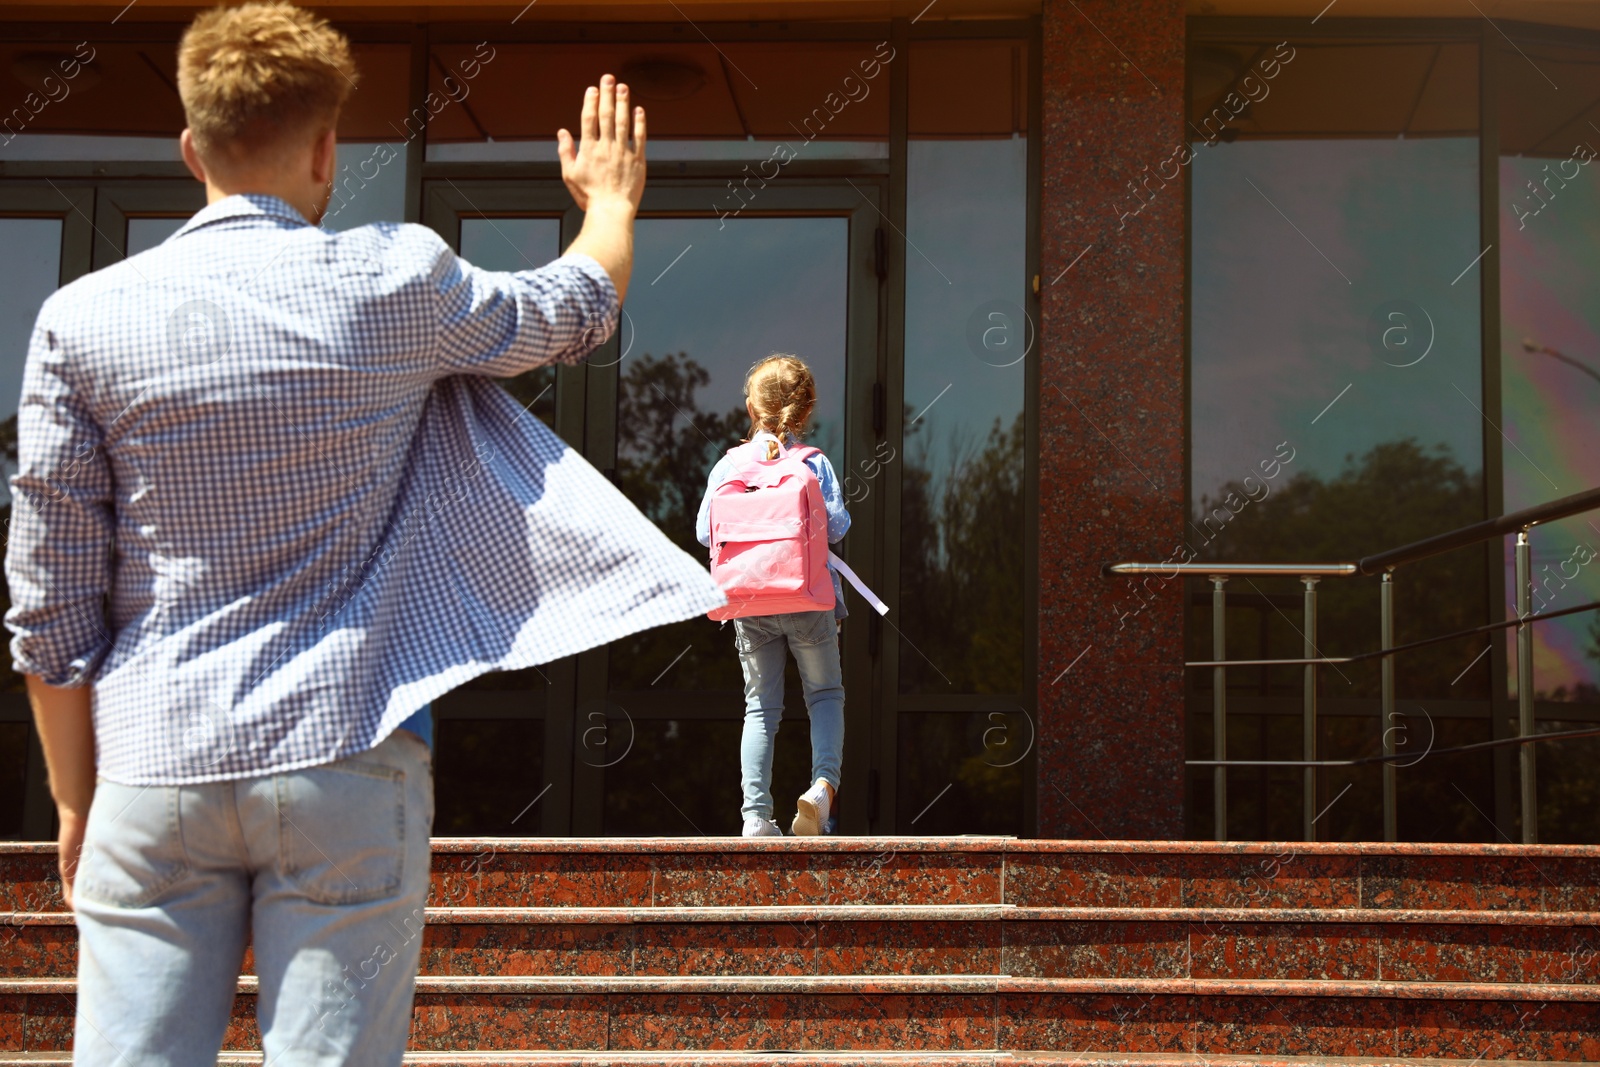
[5,3,720,1063]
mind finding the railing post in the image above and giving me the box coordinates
[1381,570,1397,842]
[1302,576,1319,842]
[1515,527,1538,843]
[1211,575,1228,842]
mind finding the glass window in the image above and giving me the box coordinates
[1498,38,1600,704]
[324,142,409,231]
[458,217,563,428]
[898,40,1029,696]
[600,716,813,835]
[126,216,185,256]
[0,722,26,838]
[1187,34,1488,840]
[424,40,891,161]
[606,215,849,692]
[0,216,63,691]
[896,711,1027,835]
[433,717,544,835]
[1496,34,1600,843]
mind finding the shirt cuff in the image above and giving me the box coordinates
[10,646,99,688]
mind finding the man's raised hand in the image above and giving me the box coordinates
[557,74,647,213]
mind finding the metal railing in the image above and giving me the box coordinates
[1105,485,1600,844]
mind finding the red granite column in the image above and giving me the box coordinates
[1037,0,1187,839]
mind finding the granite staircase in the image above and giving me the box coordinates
[2,837,1599,1065]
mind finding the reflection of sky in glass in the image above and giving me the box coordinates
[459,218,560,274]
[1501,155,1600,698]
[0,218,62,492]
[127,217,186,256]
[903,137,1027,511]
[324,142,408,232]
[460,217,564,428]
[1191,138,1482,503]
[624,217,848,463]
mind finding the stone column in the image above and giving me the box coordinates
[1037,0,1188,839]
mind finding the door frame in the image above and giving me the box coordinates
[567,177,890,836]
[421,178,584,836]
[424,174,890,836]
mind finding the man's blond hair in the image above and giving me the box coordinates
[178,2,357,170]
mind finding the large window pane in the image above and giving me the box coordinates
[1498,38,1600,702]
[1496,35,1600,844]
[606,215,848,692]
[433,717,544,835]
[0,217,63,695]
[1187,34,1487,840]
[899,41,1029,696]
[458,218,563,429]
[896,711,1026,835]
[601,716,813,836]
[126,217,185,256]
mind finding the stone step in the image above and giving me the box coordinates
[4,977,1600,1057]
[5,839,1600,914]
[6,906,1599,984]
[2,1054,1598,1066]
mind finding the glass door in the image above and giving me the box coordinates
[422,181,582,836]
[0,184,96,841]
[571,180,886,836]
[91,182,206,267]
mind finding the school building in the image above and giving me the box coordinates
[2,0,1600,846]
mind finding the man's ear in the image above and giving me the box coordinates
[180,129,208,185]
[310,126,338,189]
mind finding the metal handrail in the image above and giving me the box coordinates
[1104,484,1600,846]
[1186,598,1600,669]
[1105,562,1358,577]
[1188,724,1600,768]
[1358,484,1600,574]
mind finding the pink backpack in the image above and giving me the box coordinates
[705,434,835,621]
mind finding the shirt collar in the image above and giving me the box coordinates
[171,194,312,241]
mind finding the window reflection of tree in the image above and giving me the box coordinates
[1189,439,1499,841]
[898,410,1026,695]
[609,352,748,691]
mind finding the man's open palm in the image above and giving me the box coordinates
[558,74,647,212]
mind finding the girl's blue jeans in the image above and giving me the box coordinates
[731,609,845,821]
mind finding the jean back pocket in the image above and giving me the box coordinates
[276,757,406,906]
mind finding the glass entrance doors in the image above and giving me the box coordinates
[424,178,884,836]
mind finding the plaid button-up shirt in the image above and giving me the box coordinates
[6,194,723,785]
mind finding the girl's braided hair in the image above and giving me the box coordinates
[744,354,816,460]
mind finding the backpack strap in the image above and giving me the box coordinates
[828,550,889,615]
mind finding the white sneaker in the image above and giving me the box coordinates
[791,779,833,836]
[742,815,783,837]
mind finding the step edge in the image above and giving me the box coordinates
[9,906,1600,926]
[1,1054,1598,1066]
[6,838,1600,857]
[6,975,1600,999]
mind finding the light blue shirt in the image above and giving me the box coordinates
[6,194,722,785]
[695,440,852,617]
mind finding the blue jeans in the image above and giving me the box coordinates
[72,730,434,1066]
[732,609,844,821]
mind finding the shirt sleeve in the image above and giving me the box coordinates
[695,457,732,548]
[807,453,852,544]
[430,241,620,378]
[5,309,115,687]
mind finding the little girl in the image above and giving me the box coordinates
[695,354,850,837]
